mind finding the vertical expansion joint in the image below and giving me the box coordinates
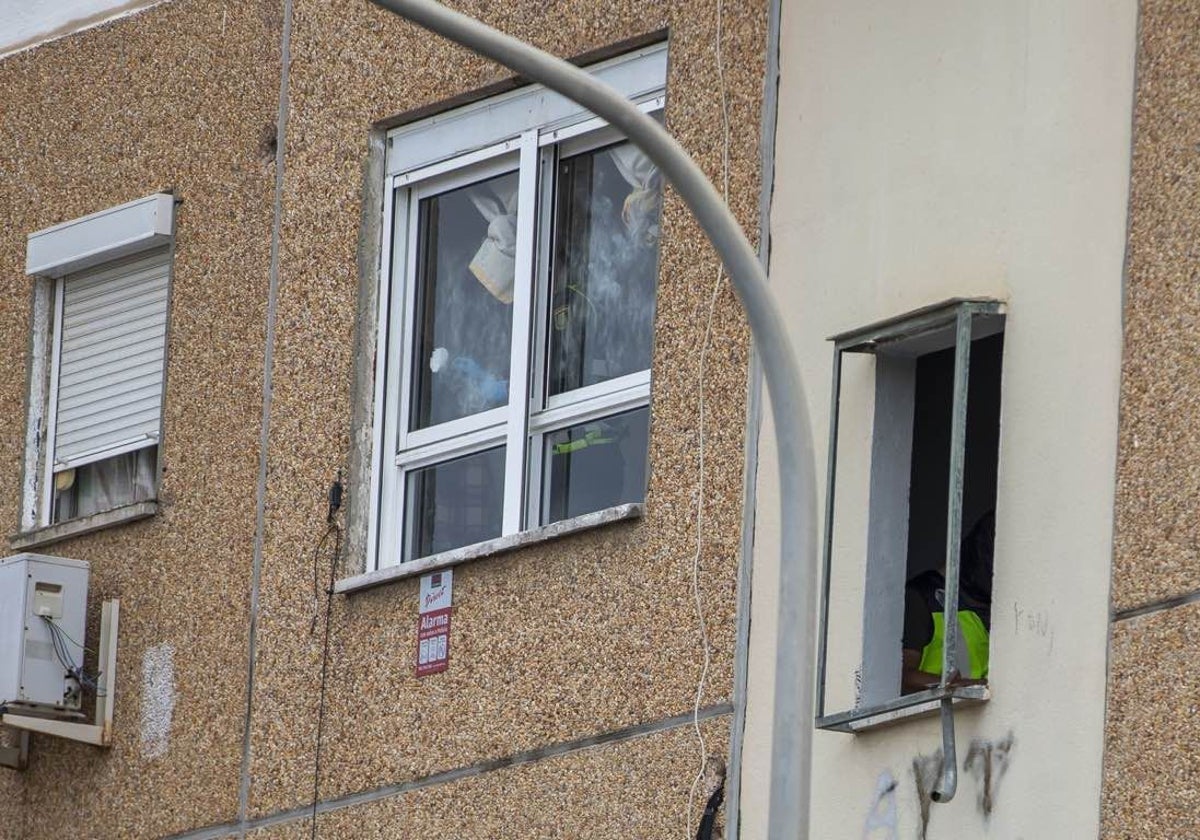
[240,0,294,830]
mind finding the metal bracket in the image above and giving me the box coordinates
[0,730,29,770]
[1,599,119,748]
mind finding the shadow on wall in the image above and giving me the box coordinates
[861,731,1015,839]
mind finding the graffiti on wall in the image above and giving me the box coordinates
[862,770,899,840]
[911,749,944,839]
[964,733,1016,818]
[862,730,1016,838]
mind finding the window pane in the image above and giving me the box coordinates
[547,141,661,397]
[542,408,649,525]
[410,170,518,431]
[52,445,157,524]
[404,446,505,560]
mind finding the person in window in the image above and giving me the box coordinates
[901,511,995,694]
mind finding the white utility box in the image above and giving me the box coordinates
[0,553,90,711]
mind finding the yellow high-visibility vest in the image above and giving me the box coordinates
[917,610,989,680]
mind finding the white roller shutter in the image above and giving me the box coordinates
[52,248,170,469]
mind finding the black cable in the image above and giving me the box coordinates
[694,773,726,840]
[38,615,95,656]
[310,473,343,838]
[310,523,340,838]
[309,470,344,635]
[309,526,334,635]
[41,616,99,692]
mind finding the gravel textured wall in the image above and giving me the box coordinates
[1105,1,1200,836]
[0,1,279,836]
[0,0,767,836]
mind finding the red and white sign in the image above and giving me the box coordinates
[415,570,452,677]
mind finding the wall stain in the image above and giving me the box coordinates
[911,750,944,840]
[963,732,1015,819]
[862,770,899,840]
[139,643,177,760]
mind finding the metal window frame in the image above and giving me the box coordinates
[370,80,666,572]
[814,298,1004,732]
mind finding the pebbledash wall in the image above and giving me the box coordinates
[0,1,770,838]
[1102,1,1200,837]
[742,1,1139,838]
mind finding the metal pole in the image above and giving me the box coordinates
[931,309,973,803]
[365,3,818,837]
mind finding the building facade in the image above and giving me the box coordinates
[0,0,767,837]
[744,1,1200,839]
[1,1,1199,839]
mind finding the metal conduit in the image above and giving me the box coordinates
[365,2,819,837]
[930,309,974,803]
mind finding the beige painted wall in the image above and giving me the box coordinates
[742,1,1136,837]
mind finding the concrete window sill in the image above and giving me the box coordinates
[335,502,645,595]
[9,501,158,550]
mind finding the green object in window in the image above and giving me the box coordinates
[918,610,989,680]
[551,427,615,455]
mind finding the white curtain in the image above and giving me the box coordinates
[54,447,156,522]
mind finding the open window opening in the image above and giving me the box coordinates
[815,299,1004,732]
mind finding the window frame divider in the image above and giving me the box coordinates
[393,138,519,188]
[370,178,402,572]
[501,130,541,536]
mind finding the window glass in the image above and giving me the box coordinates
[547,141,661,397]
[404,446,505,559]
[51,445,157,524]
[410,170,519,431]
[541,407,649,525]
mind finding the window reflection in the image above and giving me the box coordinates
[548,142,662,397]
[405,447,505,559]
[542,408,649,525]
[410,170,519,431]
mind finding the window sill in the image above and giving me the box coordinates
[816,684,990,734]
[335,502,645,595]
[9,501,158,550]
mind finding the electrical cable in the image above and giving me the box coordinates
[686,2,733,836]
[45,619,87,689]
[37,615,95,656]
[41,615,101,693]
[309,526,335,635]
[310,473,344,838]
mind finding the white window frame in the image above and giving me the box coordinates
[21,194,174,533]
[369,45,667,571]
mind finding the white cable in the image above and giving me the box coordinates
[686,2,733,836]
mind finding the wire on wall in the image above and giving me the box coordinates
[309,471,344,839]
[686,1,733,837]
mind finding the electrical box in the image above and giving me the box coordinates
[0,553,90,712]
